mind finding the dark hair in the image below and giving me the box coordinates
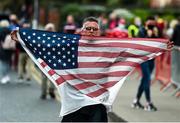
[146,16,155,21]
[83,16,99,24]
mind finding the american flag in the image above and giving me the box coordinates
[17,28,168,103]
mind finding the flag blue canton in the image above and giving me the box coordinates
[19,28,81,69]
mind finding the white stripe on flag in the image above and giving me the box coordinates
[55,66,133,75]
[79,46,150,56]
[52,74,60,80]
[78,56,144,63]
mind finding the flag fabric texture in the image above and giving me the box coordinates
[17,28,168,115]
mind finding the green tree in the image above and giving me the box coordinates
[0,0,25,13]
[106,0,121,7]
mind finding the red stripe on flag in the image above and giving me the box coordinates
[78,61,139,68]
[100,81,117,88]
[73,82,96,90]
[55,71,130,85]
[55,77,64,85]
[40,61,47,68]
[86,88,108,97]
[48,69,56,76]
[79,42,164,53]
[79,51,120,58]
[119,52,149,60]
[73,81,118,91]
[81,36,168,43]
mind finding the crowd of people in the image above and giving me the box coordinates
[0,12,179,122]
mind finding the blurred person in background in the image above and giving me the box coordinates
[170,17,180,92]
[115,18,127,31]
[131,16,159,111]
[112,18,128,38]
[127,17,142,82]
[16,21,31,83]
[40,23,56,100]
[106,17,128,38]
[9,14,20,71]
[108,13,119,30]
[166,19,178,39]
[171,17,180,47]
[0,20,16,84]
[9,14,20,31]
[128,17,142,38]
[156,18,166,38]
[98,14,108,36]
[63,14,77,34]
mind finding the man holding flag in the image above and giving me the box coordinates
[11,17,173,122]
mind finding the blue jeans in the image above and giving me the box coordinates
[0,60,10,78]
[136,59,154,103]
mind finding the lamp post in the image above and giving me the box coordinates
[32,0,39,29]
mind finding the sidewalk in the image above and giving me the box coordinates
[110,72,180,122]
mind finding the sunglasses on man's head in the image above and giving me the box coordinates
[84,27,99,31]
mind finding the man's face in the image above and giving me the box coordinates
[81,21,100,36]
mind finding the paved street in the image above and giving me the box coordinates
[112,72,180,122]
[0,71,61,122]
[0,69,180,122]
